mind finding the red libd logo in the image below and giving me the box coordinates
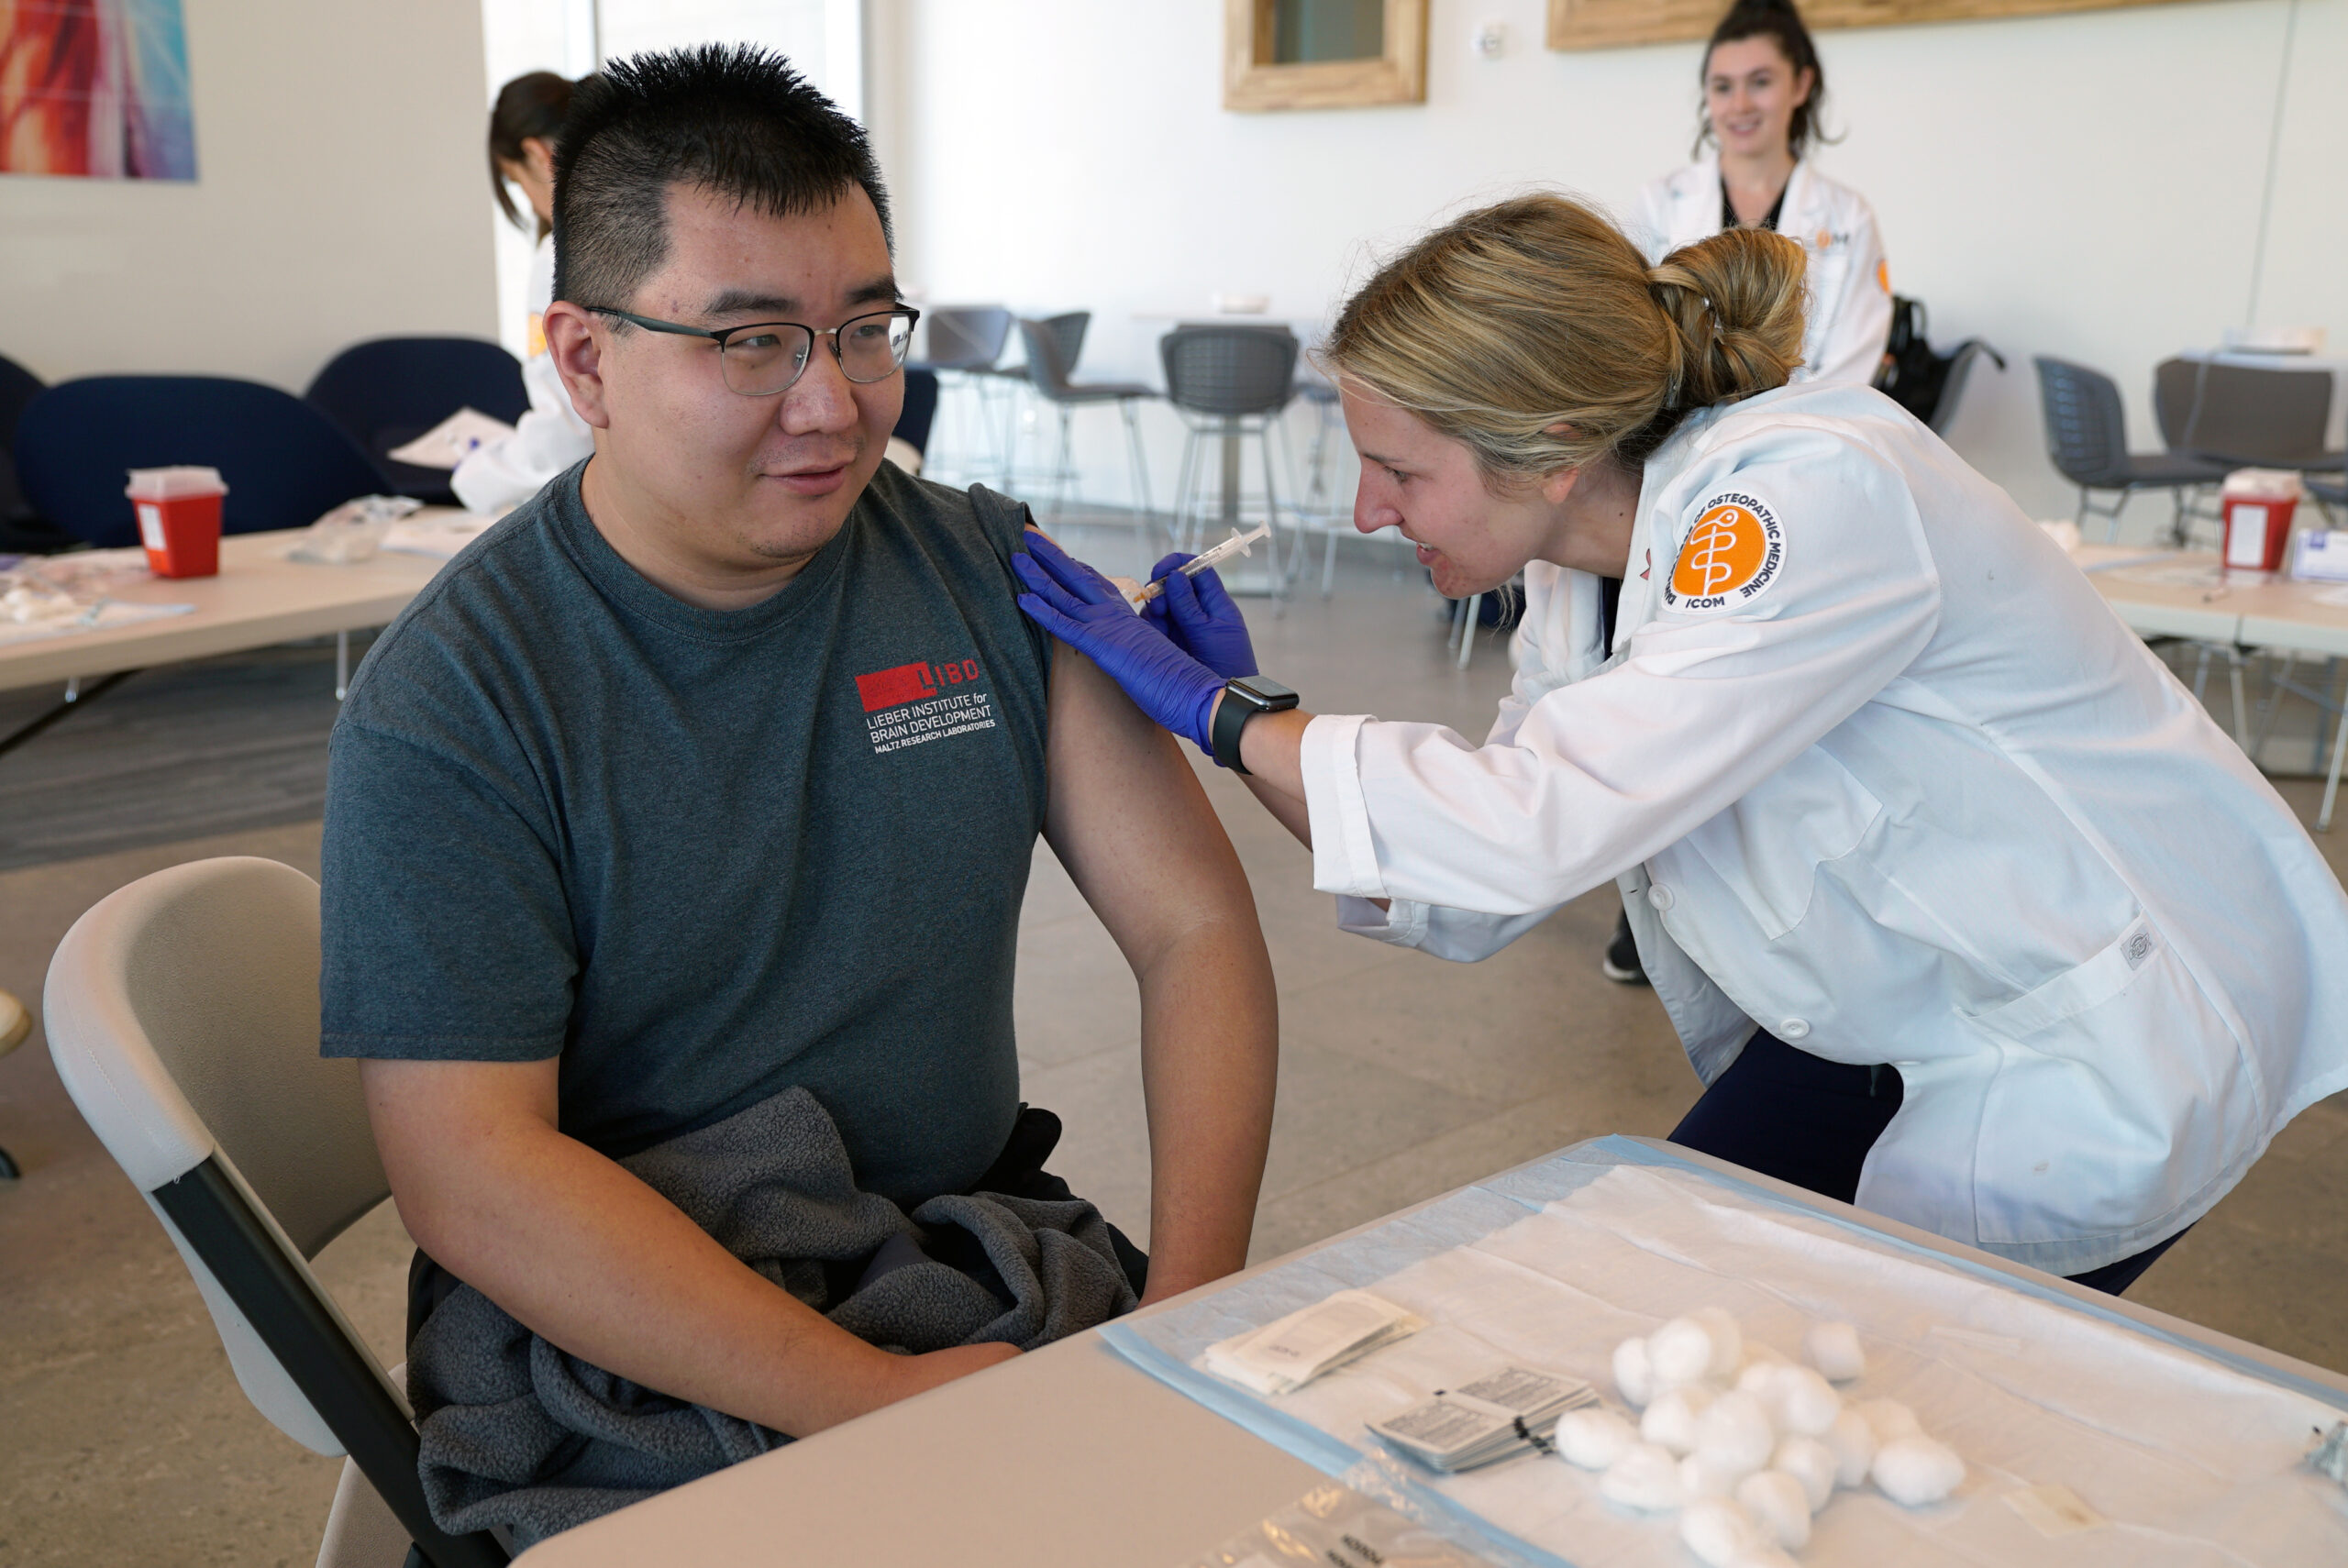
[856,657,985,712]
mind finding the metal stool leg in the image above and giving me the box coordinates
[2321,694,2348,833]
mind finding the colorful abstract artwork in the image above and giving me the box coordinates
[1,0,195,179]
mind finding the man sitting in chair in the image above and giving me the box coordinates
[320,46,1276,1544]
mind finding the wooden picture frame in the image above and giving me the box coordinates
[1548,0,2200,52]
[1224,0,1429,112]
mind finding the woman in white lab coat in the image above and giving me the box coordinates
[452,72,596,515]
[1013,194,2348,1294]
[1636,0,1890,390]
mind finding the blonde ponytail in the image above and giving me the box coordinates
[1324,193,1809,484]
[1646,227,1809,413]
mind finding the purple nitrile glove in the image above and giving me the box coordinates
[1141,553,1257,679]
[1013,533,1225,756]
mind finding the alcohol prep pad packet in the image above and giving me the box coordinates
[1186,1483,1497,1568]
[1202,1290,1423,1396]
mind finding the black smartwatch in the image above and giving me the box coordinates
[1211,676,1300,774]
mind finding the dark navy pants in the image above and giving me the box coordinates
[1667,1031,2186,1296]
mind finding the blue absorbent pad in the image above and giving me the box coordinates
[1102,1136,2348,1568]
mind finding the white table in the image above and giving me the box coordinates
[2078,545,2348,828]
[513,1139,2348,1568]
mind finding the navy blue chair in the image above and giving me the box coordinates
[0,352,77,552]
[15,377,389,548]
[305,337,528,505]
[893,367,940,458]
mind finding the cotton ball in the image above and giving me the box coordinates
[1680,1445,1757,1501]
[1776,1364,1842,1436]
[1740,1341,1792,1371]
[1613,1337,1656,1408]
[1649,1315,1719,1386]
[1690,1306,1744,1378]
[1735,1361,1794,1428]
[1555,1408,1637,1471]
[1640,1384,1715,1455]
[1871,1435,1966,1507]
[1805,1320,1866,1383]
[1770,1435,1837,1511]
[1600,1442,1684,1512]
[1724,1551,1801,1568]
[1734,1470,1813,1551]
[1852,1397,1922,1445]
[1678,1498,1763,1568]
[1695,1389,1778,1472]
[1824,1407,1877,1487]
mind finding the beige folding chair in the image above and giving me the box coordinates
[44,856,505,1568]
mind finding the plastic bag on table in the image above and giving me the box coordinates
[1186,1483,1496,1568]
[289,495,423,565]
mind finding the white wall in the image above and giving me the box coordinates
[0,0,497,394]
[871,0,2345,531]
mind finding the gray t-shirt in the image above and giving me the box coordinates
[320,460,1053,1206]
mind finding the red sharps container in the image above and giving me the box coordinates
[124,467,228,579]
[2221,469,2301,574]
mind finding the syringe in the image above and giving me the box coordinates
[1133,524,1271,602]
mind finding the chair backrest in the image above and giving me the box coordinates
[1015,312,1094,397]
[893,367,940,455]
[15,376,390,547]
[44,858,509,1565]
[918,306,1012,371]
[2154,359,2332,467]
[0,350,47,525]
[1161,326,1300,419]
[1927,341,2000,436]
[305,337,529,466]
[2032,357,2131,488]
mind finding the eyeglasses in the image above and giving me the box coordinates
[582,304,923,396]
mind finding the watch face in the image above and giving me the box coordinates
[1235,676,1298,705]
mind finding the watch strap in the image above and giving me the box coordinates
[1212,685,1255,773]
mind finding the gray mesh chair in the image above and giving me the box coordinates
[2153,359,2342,473]
[1162,326,1299,599]
[2034,358,2227,541]
[1927,341,2004,436]
[1013,315,1158,534]
[909,306,1014,482]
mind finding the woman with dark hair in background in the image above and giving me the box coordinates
[1605,0,1894,985]
[452,71,597,516]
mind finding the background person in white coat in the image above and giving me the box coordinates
[1013,195,2348,1296]
[452,72,597,516]
[1635,0,1890,389]
[1614,0,1893,985]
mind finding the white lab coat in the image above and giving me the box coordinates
[1635,155,1892,389]
[1302,381,2348,1275]
[452,234,595,515]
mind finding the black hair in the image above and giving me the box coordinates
[1694,0,1834,161]
[489,71,573,238]
[551,45,892,315]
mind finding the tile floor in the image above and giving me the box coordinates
[2,530,2344,1565]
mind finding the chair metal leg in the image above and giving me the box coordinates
[2321,692,2348,833]
[2252,649,2296,765]
[1119,399,1157,555]
[336,630,351,701]
[1047,405,1075,519]
[1257,421,1291,613]
[1322,528,1339,599]
[2227,646,2249,753]
[1456,593,1483,668]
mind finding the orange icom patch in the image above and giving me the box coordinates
[1663,493,1786,613]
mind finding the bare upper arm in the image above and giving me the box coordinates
[1039,636,1256,973]
[360,1056,561,1244]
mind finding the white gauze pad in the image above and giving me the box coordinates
[1770,1435,1837,1510]
[1613,1336,1656,1408]
[1600,1442,1684,1511]
[1735,1470,1812,1550]
[1805,1320,1865,1382]
[1555,1408,1636,1471]
[1679,1498,1761,1567]
[1640,1384,1715,1455]
[1695,1389,1777,1471]
[1872,1435,1966,1506]
[1825,1407,1877,1487]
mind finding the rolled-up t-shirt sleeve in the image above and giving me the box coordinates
[321,719,577,1061]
